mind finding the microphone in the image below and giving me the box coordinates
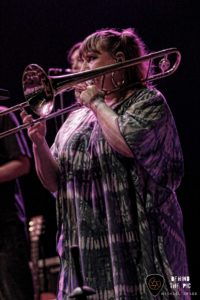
[48,68,72,76]
[0,88,10,101]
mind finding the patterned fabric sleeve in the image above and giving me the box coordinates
[118,90,184,190]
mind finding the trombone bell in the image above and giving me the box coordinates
[22,64,54,116]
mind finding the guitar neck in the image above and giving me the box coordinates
[31,240,40,300]
[29,216,44,300]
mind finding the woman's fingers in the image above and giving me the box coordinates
[80,85,103,107]
[20,110,46,145]
[20,110,33,123]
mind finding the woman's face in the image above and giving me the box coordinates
[70,48,82,72]
[81,48,117,91]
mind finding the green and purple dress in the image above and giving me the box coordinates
[51,88,190,300]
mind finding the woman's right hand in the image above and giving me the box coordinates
[74,82,88,101]
[20,110,47,147]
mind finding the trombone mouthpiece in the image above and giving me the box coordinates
[48,68,72,75]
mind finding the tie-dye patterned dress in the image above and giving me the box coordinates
[51,88,190,299]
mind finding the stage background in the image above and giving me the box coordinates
[0,0,199,296]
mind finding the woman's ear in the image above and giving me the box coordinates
[115,51,125,63]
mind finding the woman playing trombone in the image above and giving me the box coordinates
[21,27,190,299]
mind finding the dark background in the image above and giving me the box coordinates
[0,0,199,296]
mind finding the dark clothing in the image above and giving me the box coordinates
[0,110,30,222]
[0,107,34,300]
[0,219,34,300]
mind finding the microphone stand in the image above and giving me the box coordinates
[69,245,96,299]
[65,162,96,299]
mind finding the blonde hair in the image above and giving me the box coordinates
[80,28,152,87]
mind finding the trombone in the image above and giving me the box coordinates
[0,47,181,139]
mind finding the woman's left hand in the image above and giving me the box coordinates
[79,85,105,108]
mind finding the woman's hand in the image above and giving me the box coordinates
[20,110,47,147]
[79,85,105,109]
[74,82,87,101]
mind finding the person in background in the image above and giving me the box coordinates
[66,41,83,102]
[0,105,34,300]
[21,28,190,299]
[67,41,82,73]
[46,42,83,142]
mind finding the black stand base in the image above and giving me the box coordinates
[69,245,96,299]
[69,285,96,299]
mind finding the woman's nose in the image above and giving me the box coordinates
[80,61,89,72]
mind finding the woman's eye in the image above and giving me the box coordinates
[87,55,97,62]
